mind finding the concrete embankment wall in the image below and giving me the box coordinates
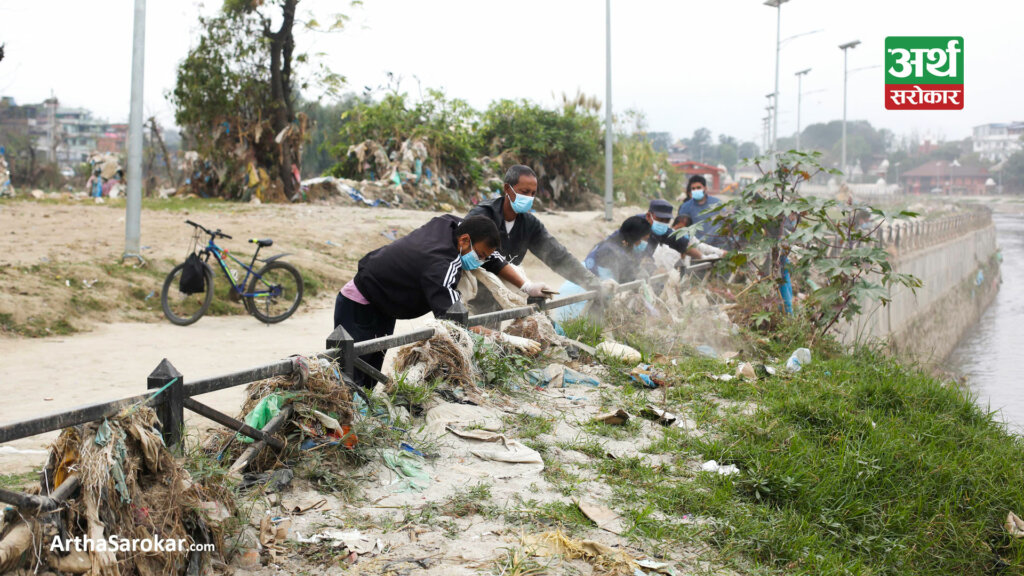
[842,209,1000,365]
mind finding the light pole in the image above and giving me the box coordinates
[124,0,147,263]
[604,0,613,221]
[764,0,789,167]
[839,40,860,181]
[895,161,901,191]
[794,68,810,151]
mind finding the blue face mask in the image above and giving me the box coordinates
[651,220,670,236]
[508,185,535,214]
[634,240,649,254]
[460,247,484,271]
[692,188,706,202]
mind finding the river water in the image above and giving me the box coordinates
[947,212,1024,433]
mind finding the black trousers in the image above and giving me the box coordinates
[333,293,396,389]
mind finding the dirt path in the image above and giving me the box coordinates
[0,198,636,471]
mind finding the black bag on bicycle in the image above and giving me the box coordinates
[178,253,207,294]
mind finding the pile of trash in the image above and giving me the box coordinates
[85,152,125,199]
[300,138,519,211]
[202,356,355,472]
[0,405,232,575]
[0,146,13,198]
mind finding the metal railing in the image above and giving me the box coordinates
[0,265,705,512]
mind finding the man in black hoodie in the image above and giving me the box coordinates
[334,215,500,387]
[465,165,602,314]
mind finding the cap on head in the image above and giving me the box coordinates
[647,199,674,220]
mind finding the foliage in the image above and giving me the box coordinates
[299,94,365,178]
[610,110,683,205]
[477,94,603,206]
[710,150,921,341]
[1001,149,1024,192]
[327,90,678,208]
[171,1,349,200]
[328,90,481,192]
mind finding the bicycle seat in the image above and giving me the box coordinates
[249,238,274,248]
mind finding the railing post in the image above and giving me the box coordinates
[442,301,469,327]
[148,359,184,451]
[327,325,356,384]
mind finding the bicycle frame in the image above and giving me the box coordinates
[202,239,281,299]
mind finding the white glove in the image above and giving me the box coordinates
[499,334,542,356]
[599,279,619,298]
[520,281,552,299]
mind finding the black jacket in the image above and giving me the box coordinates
[354,215,465,320]
[467,197,595,287]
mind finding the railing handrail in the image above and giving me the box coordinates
[0,272,675,446]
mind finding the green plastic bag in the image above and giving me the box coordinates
[237,394,282,443]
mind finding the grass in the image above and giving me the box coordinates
[587,347,1024,575]
[559,314,604,347]
[441,482,493,517]
[0,471,37,490]
[503,412,554,440]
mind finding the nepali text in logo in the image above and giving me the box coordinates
[885,37,963,110]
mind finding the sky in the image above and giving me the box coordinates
[0,0,1020,146]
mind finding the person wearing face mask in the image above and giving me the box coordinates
[640,198,707,261]
[333,215,500,388]
[676,175,726,248]
[466,165,604,315]
[582,216,652,283]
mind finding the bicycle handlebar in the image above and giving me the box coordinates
[185,220,232,239]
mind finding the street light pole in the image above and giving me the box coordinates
[795,68,810,151]
[603,0,613,221]
[839,40,860,181]
[764,0,789,168]
[124,0,146,263]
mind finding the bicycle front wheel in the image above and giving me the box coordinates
[246,261,304,323]
[161,262,214,326]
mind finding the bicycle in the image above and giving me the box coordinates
[161,220,304,326]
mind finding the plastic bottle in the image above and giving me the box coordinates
[785,348,812,372]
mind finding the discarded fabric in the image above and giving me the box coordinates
[701,460,739,476]
[576,498,626,534]
[382,448,431,492]
[526,363,600,388]
[470,440,544,465]
[597,341,643,363]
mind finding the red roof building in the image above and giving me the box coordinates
[900,160,990,195]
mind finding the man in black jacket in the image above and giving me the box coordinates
[333,215,500,387]
[466,165,602,314]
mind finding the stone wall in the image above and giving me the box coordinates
[840,208,1000,365]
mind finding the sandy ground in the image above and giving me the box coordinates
[0,198,637,472]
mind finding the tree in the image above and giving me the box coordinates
[709,150,920,341]
[171,0,348,200]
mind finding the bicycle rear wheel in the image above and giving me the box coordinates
[161,262,214,326]
[246,261,304,323]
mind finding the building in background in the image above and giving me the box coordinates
[972,122,1024,162]
[901,160,991,195]
[0,95,127,170]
